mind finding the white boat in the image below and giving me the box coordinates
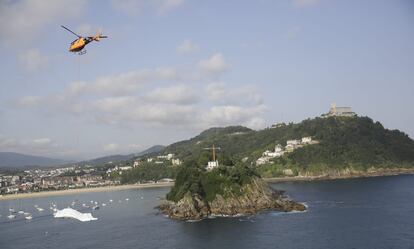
[18,210,24,214]
[125,198,129,201]
[36,207,44,212]
[25,215,33,220]
[54,208,97,222]
[9,208,15,212]
[109,199,113,203]
[24,212,31,216]
[7,214,15,219]
[102,203,107,207]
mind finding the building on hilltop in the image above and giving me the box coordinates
[321,103,356,118]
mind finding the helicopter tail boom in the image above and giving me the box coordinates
[90,30,108,42]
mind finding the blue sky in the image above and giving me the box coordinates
[0,0,413,160]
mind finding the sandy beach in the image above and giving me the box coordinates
[0,182,174,201]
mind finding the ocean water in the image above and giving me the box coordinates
[1,175,414,249]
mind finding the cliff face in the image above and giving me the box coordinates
[157,178,305,220]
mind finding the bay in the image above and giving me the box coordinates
[1,174,413,249]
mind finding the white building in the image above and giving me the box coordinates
[119,166,132,171]
[287,140,300,146]
[133,161,140,167]
[256,157,270,166]
[206,161,219,171]
[172,158,182,166]
[157,153,174,160]
[301,137,312,144]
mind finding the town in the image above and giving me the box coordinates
[0,153,182,195]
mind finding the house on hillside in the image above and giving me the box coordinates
[206,161,219,171]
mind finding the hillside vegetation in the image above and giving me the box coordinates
[166,161,258,202]
[162,116,414,176]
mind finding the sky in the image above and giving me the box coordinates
[0,0,413,160]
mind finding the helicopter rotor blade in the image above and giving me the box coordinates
[61,25,81,38]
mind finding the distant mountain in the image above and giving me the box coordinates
[76,145,165,166]
[0,152,68,169]
[137,145,166,157]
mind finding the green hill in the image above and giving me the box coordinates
[162,116,414,176]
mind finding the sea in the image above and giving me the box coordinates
[1,174,413,249]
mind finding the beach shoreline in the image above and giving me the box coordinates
[264,168,414,183]
[0,182,174,201]
[2,168,414,201]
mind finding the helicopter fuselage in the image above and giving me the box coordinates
[69,37,92,52]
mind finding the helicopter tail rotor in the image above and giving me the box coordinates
[91,28,107,41]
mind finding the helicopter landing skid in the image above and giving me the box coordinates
[78,50,87,55]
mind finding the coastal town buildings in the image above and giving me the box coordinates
[256,137,319,166]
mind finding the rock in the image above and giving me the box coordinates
[157,178,306,220]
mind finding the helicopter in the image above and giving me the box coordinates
[61,25,107,55]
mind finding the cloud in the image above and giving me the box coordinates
[111,0,185,16]
[33,138,52,145]
[177,39,199,54]
[0,0,86,46]
[198,53,230,77]
[292,0,321,8]
[66,67,178,97]
[146,84,199,104]
[103,143,119,152]
[15,59,266,130]
[18,48,49,72]
[201,105,266,129]
[206,82,263,106]
[0,135,73,157]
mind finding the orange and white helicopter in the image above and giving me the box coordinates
[61,25,107,55]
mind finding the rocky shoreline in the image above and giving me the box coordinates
[157,178,306,221]
[265,167,414,183]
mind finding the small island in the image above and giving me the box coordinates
[157,162,305,220]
